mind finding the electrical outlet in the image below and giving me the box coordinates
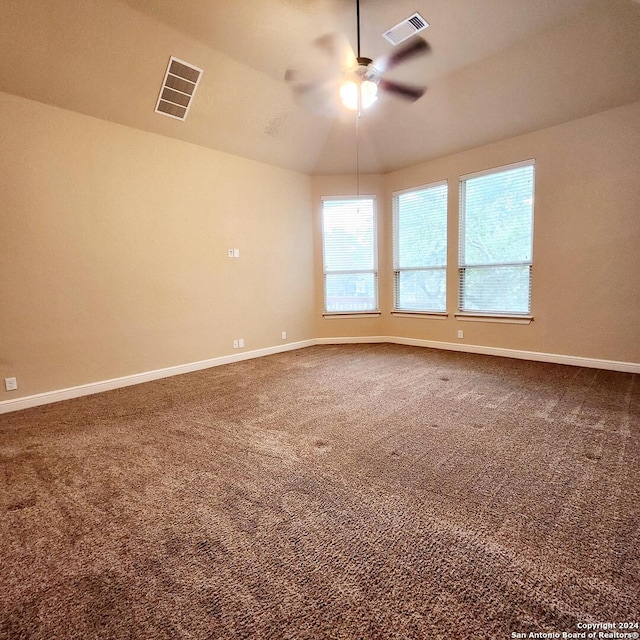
[4,377,17,391]
[233,248,240,258]
[281,331,287,340]
[457,330,464,339]
[238,338,244,348]
[233,340,239,349]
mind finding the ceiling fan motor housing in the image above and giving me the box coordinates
[355,56,378,82]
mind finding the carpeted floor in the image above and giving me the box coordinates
[1,344,638,639]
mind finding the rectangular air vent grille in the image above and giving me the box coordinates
[383,12,429,46]
[155,56,203,121]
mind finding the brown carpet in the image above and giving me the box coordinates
[1,344,638,639]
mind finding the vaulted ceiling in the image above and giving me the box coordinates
[1,0,639,175]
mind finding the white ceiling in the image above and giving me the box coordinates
[1,0,639,174]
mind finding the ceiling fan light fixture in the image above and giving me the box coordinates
[339,81,359,110]
[361,80,378,108]
[339,79,378,111]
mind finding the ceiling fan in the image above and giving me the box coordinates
[286,0,431,114]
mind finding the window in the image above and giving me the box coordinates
[322,197,377,313]
[393,181,448,312]
[459,160,535,316]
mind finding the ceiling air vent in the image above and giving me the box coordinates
[383,12,429,46]
[155,56,203,121]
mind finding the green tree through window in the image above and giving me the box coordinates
[459,161,535,314]
[393,181,448,312]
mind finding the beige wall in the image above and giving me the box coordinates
[1,94,638,407]
[313,101,640,364]
[0,92,315,400]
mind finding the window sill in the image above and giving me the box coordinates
[391,311,448,320]
[455,313,533,325]
[323,311,381,319]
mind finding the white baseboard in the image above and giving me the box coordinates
[315,336,389,345]
[0,339,315,415]
[1,336,637,415]
[317,335,640,373]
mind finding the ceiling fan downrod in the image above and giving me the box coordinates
[355,0,372,68]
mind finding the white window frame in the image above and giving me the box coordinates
[392,180,448,315]
[321,196,379,316]
[458,159,535,320]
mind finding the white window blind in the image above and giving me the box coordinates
[322,197,377,313]
[459,160,535,315]
[393,181,448,312]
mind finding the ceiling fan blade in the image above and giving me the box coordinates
[291,79,330,97]
[379,79,426,102]
[288,77,341,117]
[372,37,430,74]
[284,69,299,82]
[314,33,357,70]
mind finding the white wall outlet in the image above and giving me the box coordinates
[238,338,244,348]
[4,377,17,391]
[233,248,240,258]
[457,330,464,339]
[233,340,239,349]
[281,331,287,340]
[228,249,234,258]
